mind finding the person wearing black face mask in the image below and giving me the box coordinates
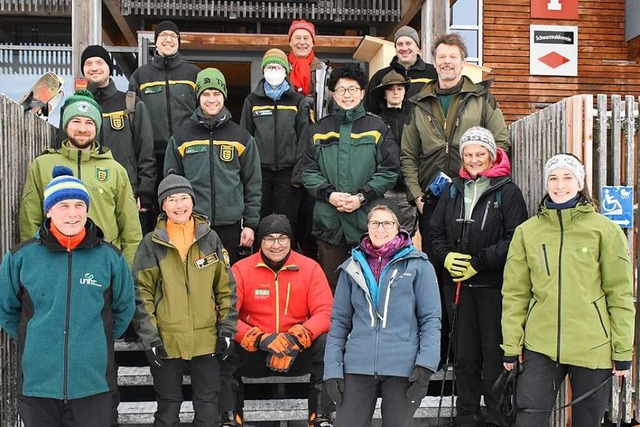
[240,49,311,236]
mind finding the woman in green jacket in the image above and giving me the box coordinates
[501,154,635,427]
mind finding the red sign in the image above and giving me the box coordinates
[531,0,578,20]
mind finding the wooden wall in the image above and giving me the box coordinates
[483,0,640,123]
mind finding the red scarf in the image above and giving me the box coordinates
[50,222,86,250]
[288,50,315,96]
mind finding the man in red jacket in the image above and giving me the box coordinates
[219,214,334,427]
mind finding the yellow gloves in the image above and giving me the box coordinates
[457,264,478,281]
[444,252,471,277]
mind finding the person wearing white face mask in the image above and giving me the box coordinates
[240,48,311,236]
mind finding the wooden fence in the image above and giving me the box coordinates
[0,94,54,427]
[510,94,640,425]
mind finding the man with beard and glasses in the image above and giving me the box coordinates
[19,90,142,267]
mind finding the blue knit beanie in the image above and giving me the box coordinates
[43,166,90,212]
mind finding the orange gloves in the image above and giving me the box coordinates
[240,327,264,352]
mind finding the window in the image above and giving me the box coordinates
[450,0,483,65]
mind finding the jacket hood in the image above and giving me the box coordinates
[191,106,232,130]
[390,55,427,73]
[56,141,114,162]
[459,147,510,179]
[88,79,118,100]
[410,75,491,106]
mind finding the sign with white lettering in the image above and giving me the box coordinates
[531,0,578,20]
[530,25,578,76]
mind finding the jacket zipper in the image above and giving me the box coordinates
[592,301,609,338]
[273,100,279,170]
[164,58,173,135]
[374,319,380,378]
[63,249,73,403]
[274,271,280,332]
[76,155,82,180]
[445,94,472,171]
[209,132,216,222]
[284,282,291,316]
[480,200,491,231]
[542,244,551,276]
[556,211,565,361]
[381,269,398,329]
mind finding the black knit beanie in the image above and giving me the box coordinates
[81,45,113,76]
[155,21,181,47]
[258,214,293,241]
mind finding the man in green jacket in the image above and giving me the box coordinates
[19,90,142,267]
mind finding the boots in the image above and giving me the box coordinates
[309,412,334,427]
[220,410,243,426]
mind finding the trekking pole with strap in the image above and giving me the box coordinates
[520,374,613,414]
[436,280,462,426]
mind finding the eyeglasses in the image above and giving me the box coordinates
[334,86,361,96]
[262,235,290,246]
[158,32,178,40]
[264,65,285,72]
[164,195,192,205]
[368,220,396,230]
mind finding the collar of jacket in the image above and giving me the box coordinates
[411,75,490,105]
[59,140,111,162]
[390,54,427,73]
[152,213,212,247]
[192,107,231,131]
[37,218,103,252]
[537,201,595,226]
[453,174,511,196]
[89,79,118,101]
[152,51,184,70]
[333,102,366,123]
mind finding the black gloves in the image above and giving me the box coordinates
[145,340,168,367]
[406,365,433,403]
[216,333,234,361]
[325,378,344,406]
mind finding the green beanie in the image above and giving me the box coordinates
[196,68,227,100]
[62,89,102,134]
[261,48,290,73]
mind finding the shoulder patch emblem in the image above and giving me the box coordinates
[95,166,110,182]
[109,112,125,130]
[220,145,234,162]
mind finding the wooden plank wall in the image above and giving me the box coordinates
[484,0,640,124]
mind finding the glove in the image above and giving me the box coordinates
[406,366,433,403]
[240,326,264,352]
[145,340,168,367]
[258,333,297,356]
[288,324,312,351]
[457,264,478,282]
[265,351,298,372]
[444,252,472,278]
[325,378,344,406]
[216,333,234,361]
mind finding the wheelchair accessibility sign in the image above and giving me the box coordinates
[600,186,634,228]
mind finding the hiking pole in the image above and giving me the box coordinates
[436,280,462,426]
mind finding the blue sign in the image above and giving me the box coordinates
[600,186,634,228]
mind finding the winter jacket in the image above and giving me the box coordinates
[231,250,332,343]
[132,214,238,359]
[324,238,441,379]
[289,55,331,121]
[429,149,528,287]
[364,55,437,115]
[400,76,510,202]
[54,80,156,207]
[239,79,310,184]
[164,108,262,230]
[0,219,135,400]
[301,103,399,245]
[18,141,142,267]
[502,202,635,369]
[129,52,200,157]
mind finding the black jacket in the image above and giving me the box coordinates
[429,176,528,287]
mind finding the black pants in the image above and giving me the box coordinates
[515,349,611,427]
[294,189,318,259]
[219,333,333,416]
[212,222,251,266]
[317,240,353,293]
[444,285,503,424]
[19,392,111,427]
[335,374,419,427]
[150,354,221,427]
[261,168,301,229]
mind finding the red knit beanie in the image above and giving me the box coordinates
[288,20,316,42]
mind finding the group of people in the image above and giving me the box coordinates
[0,15,635,427]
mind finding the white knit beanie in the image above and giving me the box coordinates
[459,126,497,160]
[544,154,585,190]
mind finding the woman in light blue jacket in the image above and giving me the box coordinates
[323,202,441,427]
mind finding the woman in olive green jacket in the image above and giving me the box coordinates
[501,154,635,427]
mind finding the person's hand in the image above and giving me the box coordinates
[137,197,149,213]
[503,354,523,371]
[258,333,297,356]
[216,333,234,361]
[414,197,424,215]
[613,369,630,378]
[329,192,350,211]
[288,324,312,351]
[266,352,298,372]
[406,366,432,403]
[240,326,263,352]
[145,340,168,367]
[340,195,362,213]
[325,378,344,406]
[444,252,472,277]
[239,227,254,247]
[457,264,478,282]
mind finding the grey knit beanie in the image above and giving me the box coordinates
[394,26,420,47]
[544,154,585,190]
[459,126,497,160]
[158,173,195,207]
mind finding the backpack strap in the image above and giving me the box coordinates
[125,91,136,132]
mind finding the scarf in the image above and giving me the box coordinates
[545,194,580,210]
[288,50,315,96]
[360,233,410,282]
[264,80,290,101]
